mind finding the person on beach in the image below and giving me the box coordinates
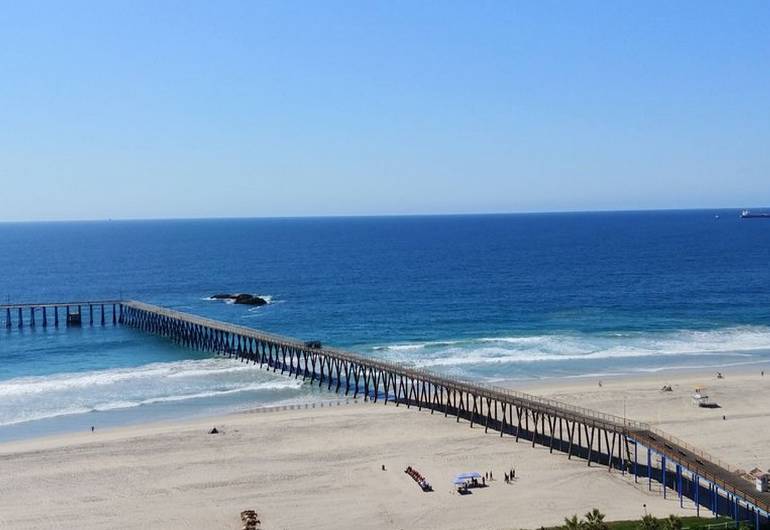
[91,426,94,432]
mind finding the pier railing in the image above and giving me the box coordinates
[0,300,122,309]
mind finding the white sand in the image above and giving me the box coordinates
[519,363,770,471]
[1,364,768,530]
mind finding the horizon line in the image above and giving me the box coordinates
[0,205,761,224]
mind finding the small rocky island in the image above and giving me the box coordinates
[210,293,268,306]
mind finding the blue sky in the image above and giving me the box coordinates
[1,1,769,221]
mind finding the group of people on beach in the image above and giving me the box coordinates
[463,468,518,491]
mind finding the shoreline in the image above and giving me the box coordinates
[0,397,365,455]
[1,365,768,529]
[511,358,770,390]
[2,360,769,448]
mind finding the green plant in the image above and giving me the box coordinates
[564,515,583,530]
[638,514,661,530]
[584,509,608,530]
[662,515,682,530]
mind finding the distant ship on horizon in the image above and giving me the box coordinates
[740,209,770,219]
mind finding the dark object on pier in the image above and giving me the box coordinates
[66,311,82,326]
[210,293,268,306]
[304,340,322,349]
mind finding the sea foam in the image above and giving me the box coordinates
[375,325,770,369]
[0,357,303,427]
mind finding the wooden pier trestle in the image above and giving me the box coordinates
[4,299,770,529]
[1,300,123,329]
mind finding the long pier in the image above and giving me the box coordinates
[4,299,769,529]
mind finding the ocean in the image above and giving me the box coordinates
[1,210,769,440]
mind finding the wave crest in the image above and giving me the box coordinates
[0,358,303,427]
[375,326,770,368]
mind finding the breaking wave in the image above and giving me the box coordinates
[374,326,770,369]
[0,358,303,427]
[0,358,271,397]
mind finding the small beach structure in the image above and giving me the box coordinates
[66,310,81,326]
[453,477,470,494]
[691,390,709,407]
[453,471,484,491]
[751,469,769,493]
[691,387,718,408]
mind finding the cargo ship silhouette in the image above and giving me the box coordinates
[741,209,770,219]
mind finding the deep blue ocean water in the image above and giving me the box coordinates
[1,210,770,440]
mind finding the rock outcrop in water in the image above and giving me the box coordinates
[210,293,268,306]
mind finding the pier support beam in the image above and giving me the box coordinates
[648,447,652,491]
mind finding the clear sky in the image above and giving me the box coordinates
[1,1,769,221]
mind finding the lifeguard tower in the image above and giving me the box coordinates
[691,387,709,407]
[691,386,720,408]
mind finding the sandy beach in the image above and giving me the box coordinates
[520,363,770,471]
[1,364,768,530]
